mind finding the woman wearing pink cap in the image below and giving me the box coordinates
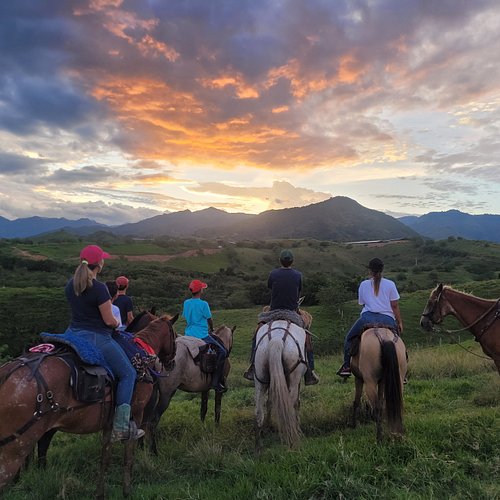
[65,245,144,442]
[182,279,228,392]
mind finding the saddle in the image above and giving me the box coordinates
[178,336,220,374]
[36,330,158,403]
[349,323,400,358]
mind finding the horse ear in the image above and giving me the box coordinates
[437,283,443,292]
[231,325,237,333]
[150,306,157,316]
[170,313,179,325]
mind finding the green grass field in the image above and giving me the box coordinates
[2,315,498,500]
[1,236,499,498]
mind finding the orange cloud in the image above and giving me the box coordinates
[199,73,259,99]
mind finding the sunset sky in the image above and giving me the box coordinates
[1,0,500,225]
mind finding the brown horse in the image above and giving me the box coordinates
[33,310,163,468]
[0,313,177,497]
[350,326,407,442]
[143,325,235,455]
[420,284,500,374]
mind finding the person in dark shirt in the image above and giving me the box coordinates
[243,249,319,385]
[65,245,143,442]
[114,275,134,327]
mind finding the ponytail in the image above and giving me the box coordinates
[372,271,382,296]
[73,260,98,296]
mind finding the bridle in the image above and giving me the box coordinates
[423,287,500,361]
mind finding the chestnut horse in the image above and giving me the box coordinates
[350,326,407,442]
[143,325,235,455]
[420,284,500,374]
[0,313,177,497]
[34,310,163,468]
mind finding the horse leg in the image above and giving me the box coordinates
[149,389,176,455]
[96,428,112,500]
[0,440,39,490]
[254,382,267,454]
[200,391,209,423]
[364,381,383,442]
[123,440,136,498]
[214,391,223,426]
[37,428,58,468]
[351,377,363,428]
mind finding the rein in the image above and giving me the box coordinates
[428,290,500,362]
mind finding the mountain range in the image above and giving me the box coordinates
[399,210,500,242]
[2,199,500,243]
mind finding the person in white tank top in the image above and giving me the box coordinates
[337,258,403,377]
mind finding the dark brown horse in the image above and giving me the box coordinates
[350,327,407,442]
[420,284,500,374]
[0,313,177,497]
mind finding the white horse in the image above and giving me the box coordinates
[253,319,308,450]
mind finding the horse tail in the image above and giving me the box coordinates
[268,337,301,447]
[381,341,403,432]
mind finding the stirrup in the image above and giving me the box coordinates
[336,366,351,377]
[111,421,145,442]
[243,366,255,381]
[304,370,319,386]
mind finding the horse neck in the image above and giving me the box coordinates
[135,322,168,354]
[444,288,495,332]
[214,327,232,351]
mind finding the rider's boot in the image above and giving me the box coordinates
[111,403,145,442]
[304,350,319,385]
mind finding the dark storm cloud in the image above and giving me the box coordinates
[0,152,48,175]
[48,165,118,184]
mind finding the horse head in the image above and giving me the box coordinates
[213,325,236,353]
[420,283,445,331]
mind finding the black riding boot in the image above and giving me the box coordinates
[304,350,319,386]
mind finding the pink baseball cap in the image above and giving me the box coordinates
[189,279,208,293]
[116,275,129,286]
[80,245,110,265]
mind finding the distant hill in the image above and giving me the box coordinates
[111,207,253,237]
[1,199,418,241]
[399,210,500,242]
[196,197,417,241]
[0,216,104,239]
[109,197,417,241]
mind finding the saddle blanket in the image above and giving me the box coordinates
[40,331,111,373]
[258,309,305,328]
[177,335,206,359]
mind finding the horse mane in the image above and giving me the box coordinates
[126,310,149,331]
[438,284,497,304]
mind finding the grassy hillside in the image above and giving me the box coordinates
[2,340,498,499]
[1,232,499,498]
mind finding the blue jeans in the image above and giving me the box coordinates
[203,334,227,387]
[343,312,397,367]
[71,329,137,406]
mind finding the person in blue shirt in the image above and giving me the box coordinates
[182,279,228,393]
[65,245,143,442]
[243,249,319,385]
